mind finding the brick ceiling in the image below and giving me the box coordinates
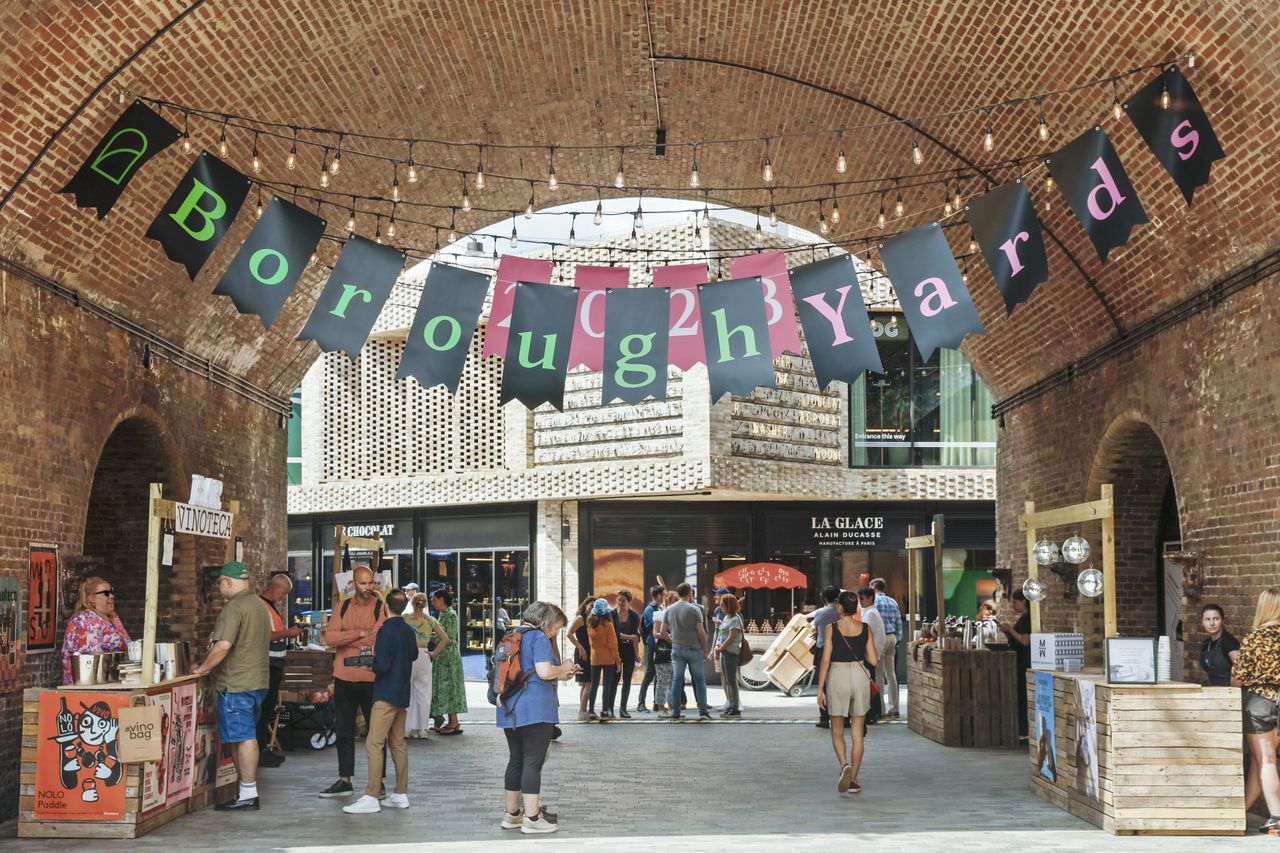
[0,1,1275,399]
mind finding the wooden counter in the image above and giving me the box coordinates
[19,675,235,839]
[1027,670,1244,836]
[907,645,1019,748]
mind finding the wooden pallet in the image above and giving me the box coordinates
[907,646,1019,748]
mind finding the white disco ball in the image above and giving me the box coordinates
[1077,566,1104,598]
[1061,534,1091,565]
[1022,576,1048,603]
[1032,538,1060,566]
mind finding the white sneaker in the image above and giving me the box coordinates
[384,792,409,809]
[501,809,523,829]
[521,814,559,834]
[342,794,382,814]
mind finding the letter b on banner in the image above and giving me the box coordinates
[145,153,250,279]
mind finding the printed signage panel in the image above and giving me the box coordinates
[35,692,129,821]
[174,503,234,539]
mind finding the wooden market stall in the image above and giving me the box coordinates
[18,483,242,839]
[1020,486,1245,836]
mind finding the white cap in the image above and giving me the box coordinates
[403,582,420,591]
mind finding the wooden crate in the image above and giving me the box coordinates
[907,646,1019,748]
[1027,672,1245,836]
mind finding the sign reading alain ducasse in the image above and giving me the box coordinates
[35,692,128,820]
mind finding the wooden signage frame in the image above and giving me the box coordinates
[1017,483,1115,636]
[904,513,945,636]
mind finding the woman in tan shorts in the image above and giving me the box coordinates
[817,590,879,794]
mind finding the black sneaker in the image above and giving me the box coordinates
[619,710,632,719]
[698,711,713,721]
[551,725,563,741]
[721,709,742,718]
[815,720,830,729]
[318,779,354,798]
[258,751,284,768]
[636,703,649,713]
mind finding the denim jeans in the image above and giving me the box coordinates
[637,642,656,707]
[670,645,709,715]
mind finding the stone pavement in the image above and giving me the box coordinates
[2,682,1273,852]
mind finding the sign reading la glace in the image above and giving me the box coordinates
[810,515,887,545]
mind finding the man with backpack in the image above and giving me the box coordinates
[635,585,664,712]
[319,565,387,799]
[343,589,417,814]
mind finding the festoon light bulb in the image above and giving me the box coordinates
[911,140,923,166]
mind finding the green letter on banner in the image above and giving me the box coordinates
[710,308,760,364]
[90,128,148,186]
[167,178,227,242]
[329,283,372,318]
[423,315,462,352]
[516,332,558,370]
[248,248,288,286]
[615,333,657,388]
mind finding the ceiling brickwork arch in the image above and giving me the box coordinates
[1,0,1275,398]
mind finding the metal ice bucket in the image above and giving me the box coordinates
[70,652,121,685]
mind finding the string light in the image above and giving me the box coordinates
[628,225,638,248]
[961,257,970,283]
[894,181,905,218]
[447,209,457,244]
[330,134,342,176]
[374,216,383,244]
[286,129,298,170]
[943,184,954,217]
[689,144,700,188]
[1111,79,1124,120]
[181,112,192,154]
[836,145,847,175]
[952,182,963,211]
[634,199,645,231]
[218,120,228,158]
[1036,98,1050,142]
[700,192,711,228]
[525,183,535,218]
[406,142,418,184]
[461,175,471,212]
[817,202,829,236]
[388,204,397,239]
[319,148,330,188]
[475,145,485,190]
[547,147,558,191]
[614,147,625,189]
[769,190,778,227]
[968,234,978,254]
[761,138,774,183]
[117,87,127,105]
[1187,52,1196,69]
[911,140,923,166]
[346,198,356,233]
[391,162,400,202]
[568,213,577,247]
[510,217,519,248]
[594,197,603,226]
[876,194,887,230]
[251,132,262,173]
[982,113,995,153]
[491,236,499,261]
[1159,75,1171,109]
[830,191,841,225]
[254,186,263,219]
[754,212,764,245]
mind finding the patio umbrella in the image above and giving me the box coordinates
[713,562,808,589]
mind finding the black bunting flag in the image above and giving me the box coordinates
[501,282,578,410]
[1125,67,1225,205]
[602,287,670,404]
[790,255,882,388]
[966,180,1049,315]
[144,152,250,279]
[297,235,405,359]
[880,222,986,362]
[396,262,491,393]
[699,275,776,401]
[212,196,325,328]
[61,101,180,219]
[1047,127,1148,263]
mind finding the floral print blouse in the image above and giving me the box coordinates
[1233,623,1280,701]
[403,612,441,649]
[61,609,131,684]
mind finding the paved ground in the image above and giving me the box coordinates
[2,682,1273,852]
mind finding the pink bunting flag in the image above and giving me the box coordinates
[729,250,803,357]
[652,263,709,369]
[482,255,554,358]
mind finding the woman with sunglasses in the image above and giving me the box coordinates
[61,575,131,684]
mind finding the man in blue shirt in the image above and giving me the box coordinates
[807,586,841,728]
[635,585,664,712]
[344,589,417,814]
[871,578,903,716]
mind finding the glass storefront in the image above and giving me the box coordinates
[850,313,996,467]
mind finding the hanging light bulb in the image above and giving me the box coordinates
[1037,111,1050,143]
[286,131,297,170]
[406,142,418,183]
[634,206,644,231]
[1045,171,1055,192]
[255,189,263,220]
[330,136,342,175]
[982,120,994,153]
[818,209,830,236]
[968,235,978,254]
[251,133,262,173]
[614,147,625,189]
[876,195,887,230]
[831,197,841,224]
[525,184,535,219]
[374,218,383,244]
[1186,52,1196,69]
[911,140,923,166]
[1111,79,1124,120]
[568,214,577,247]
[218,122,228,158]
[694,222,702,241]
[461,181,471,213]
[547,148,558,191]
[474,146,485,190]
[346,205,355,234]
[952,184,963,211]
[391,165,400,202]
[944,185,954,217]
[320,149,330,188]
[628,226,638,248]
[181,113,193,154]
[894,184,905,218]
[836,147,847,174]
[754,215,764,245]
[447,210,458,245]
[961,258,970,283]
[689,145,700,188]
[700,202,710,229]
[387,211,397,239]
[594,198,603,226]
[769,204,778,227]
[1159,79,1171,109]
[510,220,519,248]
[117,87,127,105]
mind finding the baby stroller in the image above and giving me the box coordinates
[272,649,337,750]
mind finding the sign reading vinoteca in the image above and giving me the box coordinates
[174,503,233,539]
[810,515,886,545]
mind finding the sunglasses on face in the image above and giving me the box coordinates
[92,589,114,597]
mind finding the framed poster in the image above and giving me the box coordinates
[1074,678,1100,801]
[0,576,21,670]
[1106,637,1158,684]
[167,683,197,805]
[35,691,129,821]
[140,691,172,813]
[193,724,217,789]
[1033,671,1057,782]
[27,544,59,652]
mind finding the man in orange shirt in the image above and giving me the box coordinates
[257,572,303,766]
[318,566,387,799]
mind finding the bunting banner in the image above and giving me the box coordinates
[568,265,629,371]
[790,254,883,388]
[395,262,490,392]
[211,196,325,328]
[482,255,554,358]
[699,275,776,401]
[61,101,180,219]
[653,263,709,369]
[500,282,578,409]
[602,287,670,404]
[296,235,405,359]
[729,251,804,358]
[880,222,986,362]
[966,179,1049,315]
[1047,126,1149,263]
[1125,66,1225,205]
[144,152,250,279]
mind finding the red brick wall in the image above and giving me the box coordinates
[0,266,287,820]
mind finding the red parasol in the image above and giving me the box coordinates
[713,563,808,590]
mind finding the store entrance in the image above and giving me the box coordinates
[427,549,530,681]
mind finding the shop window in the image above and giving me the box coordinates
[849,314,996,467]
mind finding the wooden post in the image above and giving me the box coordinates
[142,484,163,687]
[1100,484,1117,638]
[932,514,946,624]
[906,523,918,639]
[1025,500,1040,632]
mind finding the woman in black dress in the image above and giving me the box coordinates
[567,595,594,721]
[612,590,642,719]
[1198,603,1240,686]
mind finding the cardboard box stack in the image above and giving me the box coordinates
[762,613,816,691]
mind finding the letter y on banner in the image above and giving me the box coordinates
[144,152,250,279]
[61,101,180,219]
[1047,127,1148,263]
[501,282,578,410]
[602,287,670,404]
[966,180,1049,315]
[396,262,490,392]
[880,222,986,362]
[790,255,882,388]
[297,235,405,359]
[1125,67,1225,205]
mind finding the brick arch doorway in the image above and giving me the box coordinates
[1084,415,1180,643]
[82,415,192,642]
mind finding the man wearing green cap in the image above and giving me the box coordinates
[192,560,271,811]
